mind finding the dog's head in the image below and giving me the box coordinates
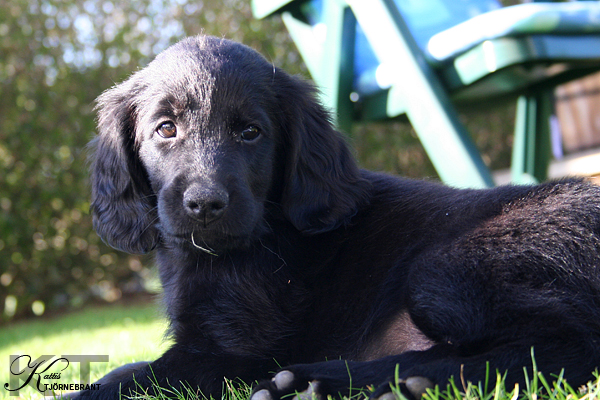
[91,35,370,254]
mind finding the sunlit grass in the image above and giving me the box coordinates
[0,301,170,400]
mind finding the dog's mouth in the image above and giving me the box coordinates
[156,189,266,254]
[163,230,255,255]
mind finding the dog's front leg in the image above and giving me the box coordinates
[68,345,277,400]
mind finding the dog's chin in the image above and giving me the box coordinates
[161,227,259,255]
[191,231,254,255]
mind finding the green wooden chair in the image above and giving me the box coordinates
[253,0,600,188]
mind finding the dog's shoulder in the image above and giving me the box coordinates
[353,172,600,241]
[362,171,599,209]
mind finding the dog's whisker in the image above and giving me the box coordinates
[190,232,218,257]
[139,208,160,236]
[259,239,287,273]
[138,193,158,201]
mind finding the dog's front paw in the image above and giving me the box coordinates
[250,361,434,400]
[251,359,367,400]
[252,370,325,400]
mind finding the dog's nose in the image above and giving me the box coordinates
[183,183,229,225]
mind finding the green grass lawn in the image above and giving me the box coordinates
[0,300,171,400]
[1,302,599,400]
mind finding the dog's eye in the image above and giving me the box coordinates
[157,121,177,138]
[240,126,261,142]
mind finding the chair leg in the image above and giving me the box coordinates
[282,0,356,134]
[349,0,495,188]
[511,91,552,184]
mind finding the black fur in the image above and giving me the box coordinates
[81,35,600,399]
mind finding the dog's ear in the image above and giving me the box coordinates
[274,71,371,234]
[90,78,160,254]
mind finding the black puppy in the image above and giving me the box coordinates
[83,35,600,399]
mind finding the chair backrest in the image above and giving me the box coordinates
[300,0,502,77]
[394,0,501,50]
[353,0,501,94]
